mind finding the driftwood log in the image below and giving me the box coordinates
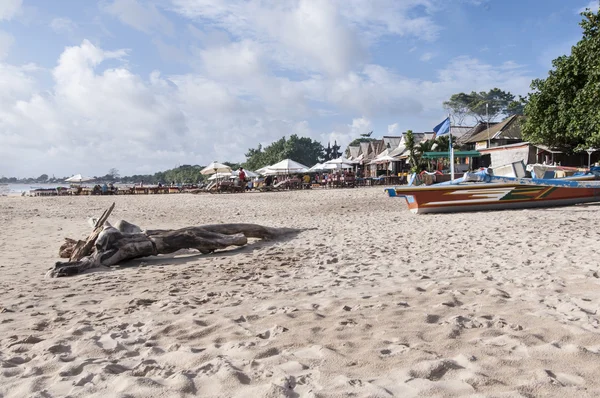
[69,202,115,261]
[48,205,301,278]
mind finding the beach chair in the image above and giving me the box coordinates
[205,181,216,192]
[217,181,233,193]
[272,180,289,191]
[230,184,244,193]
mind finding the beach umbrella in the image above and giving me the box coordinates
[231,169,259,179]
[65,174,94,183]
[201,161,232,175]
[264,159,309,175]
[323,163,353,170]
[256,166,270,175]
[371,155,397,164]
[324,156,355,170]
[308,163,326,172]
[208,172,232,181]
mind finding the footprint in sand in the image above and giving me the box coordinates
[257,325,288,339]
[425,314,440,324]
[408,359,463,381]
[379,343,410,358]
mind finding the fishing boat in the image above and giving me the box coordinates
[385,169,600,214]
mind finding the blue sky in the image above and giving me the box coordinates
[0,0,597,177]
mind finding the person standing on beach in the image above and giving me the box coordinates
[238,167,246,189]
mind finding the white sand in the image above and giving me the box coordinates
[1,188,600,397]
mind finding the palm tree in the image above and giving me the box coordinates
[404,130,418,172]
[416,140,435,170]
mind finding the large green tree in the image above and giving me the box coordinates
[243,135,324,170]
[522,10,600,150]
[444,88,523,125]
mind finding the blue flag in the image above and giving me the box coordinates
[433,117,451,137]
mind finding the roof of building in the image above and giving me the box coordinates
[457,122,499,144]
[382,136,402,149]
[412,132,435,143]
[359,142,371,156]
[389,145,407,157]
[422,150,482,159]
[463,115,524,144]
[369,140,385,157]
[478,141,564,154]
[348,145,361,159]
[449,126,474,140]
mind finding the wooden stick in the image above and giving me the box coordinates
[69,202,115,262]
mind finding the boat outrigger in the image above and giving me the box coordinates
[385,169,600,214]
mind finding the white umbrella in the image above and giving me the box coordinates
[324,156,355,170]
[208,172,232,181]
[265,159,309,175]
[324,156,355,166]
[65,174,94,183]
[256,166,270,175]
[370,155,397,164]
[201,161,232,175]
[323,162,353,170]
[231,169,259,179]
[308,163,326,172]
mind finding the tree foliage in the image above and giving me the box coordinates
[405,133,461,171]
[404,130,418,172]
[522,10,600,150]
[2,165,206,185]
[444,88,524,125]
[108,168,120,179]
[223,161,241,171]
[243,135,324,170]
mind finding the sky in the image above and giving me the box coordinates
[0,0,598,178]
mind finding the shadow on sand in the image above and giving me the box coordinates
[76,230,307,276]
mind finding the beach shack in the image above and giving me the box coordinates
[460,115,524,167]
[422,150,482,175]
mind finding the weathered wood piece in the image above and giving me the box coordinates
[59,238,78,258]
[48,220,301,278]
[69,202,115,262]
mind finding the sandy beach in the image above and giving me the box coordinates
[2,188,600,397]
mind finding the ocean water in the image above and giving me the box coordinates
[1,183,67,195]
[1,183,137,195]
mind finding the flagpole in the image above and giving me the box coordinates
[449,114,454,180]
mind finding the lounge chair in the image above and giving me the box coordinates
[205,181,216,192]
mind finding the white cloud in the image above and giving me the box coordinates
[0,0,537,177]
[103,0,174,36]
[420,52,435,62]
[337,0,441,42]
[0,0,22,21]
[0,36,533,177]
[198,40,266,80]
[0,41,188,176]
[50,17,78,34]
[387,123,399,135]
[321,117,373,151]
[0,31,14,60]
[168,0,444,76]
[577,1,599,13]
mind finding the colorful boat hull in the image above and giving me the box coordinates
[385,176,600,214]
